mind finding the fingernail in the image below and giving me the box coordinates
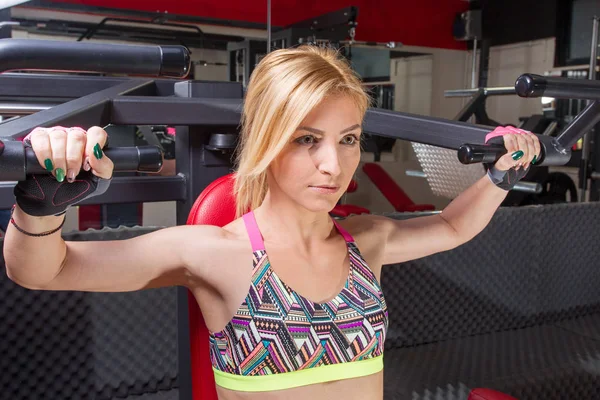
[67,169,76,183]
[44,158,53,172]
[55,168,65,182]
[511,150,524,161]
[532,155,537,164]
[83,157,91,171]
[93,143,103,160]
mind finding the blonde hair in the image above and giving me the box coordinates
[234,45,370,217]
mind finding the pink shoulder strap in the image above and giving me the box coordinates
[242,211,265,252]
[332,219,354,243]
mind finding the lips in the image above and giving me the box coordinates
[309,185,340,194]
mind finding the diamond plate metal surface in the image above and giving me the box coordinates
[411,143,485,199]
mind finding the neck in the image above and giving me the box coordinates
[253,189,336,247]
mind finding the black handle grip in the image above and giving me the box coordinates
[0,39,190,77]
[458,135,570,166]
[515,73,600,101]
[0,140,163,182]
[458,143,507,164]
[25,146,163,175]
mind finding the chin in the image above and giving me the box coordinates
[298,196,341,214]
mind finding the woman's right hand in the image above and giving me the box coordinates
[14,126,115,217]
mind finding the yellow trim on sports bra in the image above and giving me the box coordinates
[213,355,383,392]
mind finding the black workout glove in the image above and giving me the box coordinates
[485,163,529,191]
[483,131,531,191]
[14,171,111,217]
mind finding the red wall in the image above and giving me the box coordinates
[49,0,468,50]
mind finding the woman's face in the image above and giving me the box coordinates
[269,95,362,213]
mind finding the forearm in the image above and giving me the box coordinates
[439,174,508,242]
[4,205,67,288]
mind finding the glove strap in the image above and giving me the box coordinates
[486,165,528,191]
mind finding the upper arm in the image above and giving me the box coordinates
[380,213,463,265]
[32,225,225,293]
[346,214,462,266]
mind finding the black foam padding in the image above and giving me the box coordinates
[554,313,600,340]
[383,316,600,400]
[123,391,179,400]
[0,226,178,400]
[91,289,178,399]
[0,280,92,400]
[382,202,600,348]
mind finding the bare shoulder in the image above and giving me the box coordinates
[176,218,252,289]
[336,214,394,242]
[335,214,394,265]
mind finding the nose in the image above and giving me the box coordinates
[315,142,342,177]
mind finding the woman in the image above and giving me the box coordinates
[4,46,539,400]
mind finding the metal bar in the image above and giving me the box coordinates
[0,174,186,209]
[173,82,240,400]
[0,73,132,100]
[445,87,516,98]
[111,96,242,126]
[582,17,600,202]
[515,73,600,100]
[453,90,485,122]
[555,101,600,149]
[471,38,478,89]
[406,170,426,178]
[478,39,490,88]
[0,39,190,77]
[363,107,493,150]
[588,17,599,81]
[0,102,57,115]
[542,120,559,136]
[512,181,542,194]
[0,79,154,140]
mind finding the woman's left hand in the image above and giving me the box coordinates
[487,126,541,171]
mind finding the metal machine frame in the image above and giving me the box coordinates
[1,43,600,398]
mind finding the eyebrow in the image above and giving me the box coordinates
[297,124,361,135]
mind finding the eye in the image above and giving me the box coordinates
[296,135,317,145]
[341,134,359,146]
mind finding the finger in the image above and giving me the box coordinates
[495,134,517,171]
[28,128,54,173]
[531,133,541,164]
[503,133,519,154]
[506,126,529,136]
[65,128,87,183]
[92,156,114,180]
[85,126,113,179]
[523,133,537,168]
[48,127,68,182]
[513,134,529,168]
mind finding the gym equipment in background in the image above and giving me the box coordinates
[0,39,599,400]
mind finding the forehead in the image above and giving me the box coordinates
[300,95,362,129]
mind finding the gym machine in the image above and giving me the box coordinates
[0,39,599,398]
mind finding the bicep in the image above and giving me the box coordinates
[381,214,461,265]
[39,225,216,292]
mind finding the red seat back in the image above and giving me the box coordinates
[361,163,435,212]
[186,173,239,400]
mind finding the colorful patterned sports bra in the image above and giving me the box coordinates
[209,211,388,392]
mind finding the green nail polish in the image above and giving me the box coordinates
[44,158,53,172]
[93,143,103,160]
[511,150,524,161]
[532,155,537,164]
[55,168,65,182]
